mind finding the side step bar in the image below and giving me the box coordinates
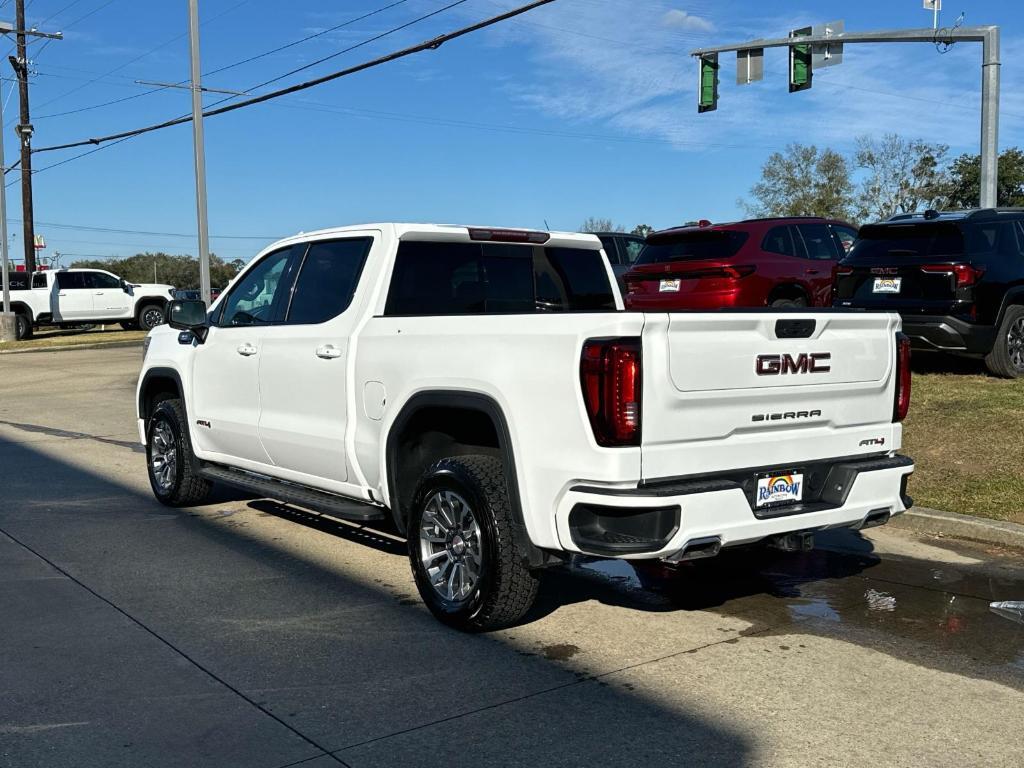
[200,464,385,522]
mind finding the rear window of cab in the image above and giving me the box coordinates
[384,241,616,316]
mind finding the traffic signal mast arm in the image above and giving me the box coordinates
[690,25,1001,209]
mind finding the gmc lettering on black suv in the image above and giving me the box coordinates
[833,208,1024,378]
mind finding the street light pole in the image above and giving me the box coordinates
[187,0,212,306]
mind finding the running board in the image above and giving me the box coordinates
[199,465,385,522]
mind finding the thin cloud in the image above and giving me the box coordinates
[662,9,714,32]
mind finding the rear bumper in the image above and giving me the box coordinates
[555,454,914,559]
[900,314,995,355]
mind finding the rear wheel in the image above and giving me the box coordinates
[984,306,1024,378]
[14,312,32,340]
[408,455,539,631]
[771,296,807,308]
[138,303,166,331]
[147,398,211,506]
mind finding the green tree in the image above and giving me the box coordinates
[743,143,855,220]
[631,224,654,237]
[854,134,948,222]
[942,147,1024,208]
[579,217,624,233]
[69,252,242,290]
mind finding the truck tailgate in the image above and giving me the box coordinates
[640,311,902,481]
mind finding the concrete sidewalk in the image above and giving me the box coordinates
[2,347,1023,768]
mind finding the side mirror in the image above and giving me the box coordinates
[120,278,133,294]
[168,299,209,342]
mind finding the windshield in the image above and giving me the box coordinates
[849,222,965,260]
[635,230,748,264]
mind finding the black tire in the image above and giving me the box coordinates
[146,398,211,506]
[771,296,807,308]
[120,320,138,331]
[407,455,539,631]
[14,312,33,340]
[137,303,166,331]
[984,305,1024,378]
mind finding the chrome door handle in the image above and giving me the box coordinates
[316,344,342,360]
[237,343,257,356]
[95,291,105,295]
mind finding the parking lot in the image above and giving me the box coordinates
[1,346,1023,768]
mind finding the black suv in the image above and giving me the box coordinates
[833,208,1024,377]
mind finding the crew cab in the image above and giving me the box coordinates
[834,208,1024,377]
[9,268,175,340]
[137,223,914,631]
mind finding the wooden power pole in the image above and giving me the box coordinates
[9,0,61,274]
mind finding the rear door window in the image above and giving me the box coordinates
[384,241,615,315]
[285,238,372,324]
[761,226,797,257]
[637,230,748,263]
[31,272,47,289]
[56,272,88,290]
[797,223,839,260]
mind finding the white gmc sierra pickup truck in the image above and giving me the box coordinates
[137,223,914,630]
[9,267,175,339]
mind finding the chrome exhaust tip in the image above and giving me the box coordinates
[665,536,722,563]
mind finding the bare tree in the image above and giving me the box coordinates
[580,217,624,233]
[855,134,948,222]
[631,224,654,237]
[743,144,855,221]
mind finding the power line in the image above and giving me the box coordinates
[33,0,416,121]
[34,0,558,155]
[8,217,281,239]
[32,0,120,58]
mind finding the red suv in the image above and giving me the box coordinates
[623,217,858,310]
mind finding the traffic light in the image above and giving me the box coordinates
[789,26,812,92]
[698,53,719,113]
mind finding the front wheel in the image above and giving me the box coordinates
[984,306,1024,378]
[408,455,539,631]
[147,398,211,506]
[771,296,807,308]
[138,303,166,331]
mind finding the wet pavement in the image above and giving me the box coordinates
[1,348,1023,768]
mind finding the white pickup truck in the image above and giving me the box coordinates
[136,223,914,630]
[9,267,175,339]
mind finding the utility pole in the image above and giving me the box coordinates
[7,2,61,276]
[187,0,211,305]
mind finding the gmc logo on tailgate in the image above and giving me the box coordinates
[756,352,831,375]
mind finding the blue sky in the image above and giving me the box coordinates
[3,0,1023,265]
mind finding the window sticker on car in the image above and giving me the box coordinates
[659,279,681,292]
[872,277,902,294]
[756,473,804,507]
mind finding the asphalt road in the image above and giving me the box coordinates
[1,347,1022,768]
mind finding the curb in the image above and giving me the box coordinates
[0,340,144,355]
[889,506,1024,551]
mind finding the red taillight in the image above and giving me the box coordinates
[468,227,549,244]
[894,333,911,422]
[920,263,985,288]
[580,338,642,446]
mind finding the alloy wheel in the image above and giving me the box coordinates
[1009,316,1024,372]
[143,308,165,329]
[418,489,483,603]
[150,420,178,493]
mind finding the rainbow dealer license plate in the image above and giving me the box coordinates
[756,472,804,508]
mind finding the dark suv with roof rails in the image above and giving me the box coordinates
[833,208,1024,377]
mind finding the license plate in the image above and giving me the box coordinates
[659,279,681,292]
[872,277,902,294]
[756,472,804,508]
